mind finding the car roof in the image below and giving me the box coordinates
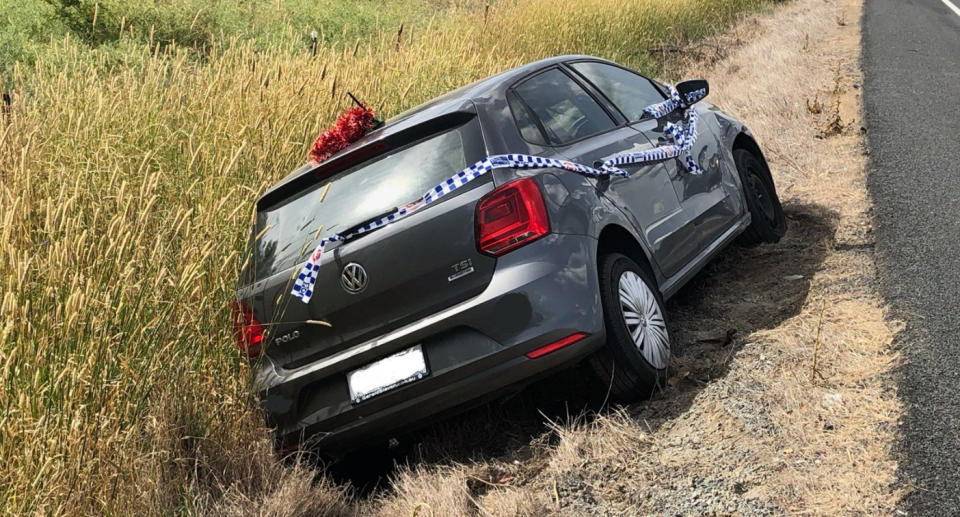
[262,54,608,198]
[383,54,601,127]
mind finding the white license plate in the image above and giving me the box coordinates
[347,345,428,403]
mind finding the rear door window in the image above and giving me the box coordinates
[513,68,615,145]
[569,61,666,122]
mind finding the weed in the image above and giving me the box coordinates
[807,95,823,114]
[821,63,846,136]
[812,295,827,383]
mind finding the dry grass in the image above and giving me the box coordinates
[0,0,772,514]
[352,0,904,515]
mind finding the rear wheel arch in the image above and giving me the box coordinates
[596,224,661,292]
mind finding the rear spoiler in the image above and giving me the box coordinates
[256,110,477,212]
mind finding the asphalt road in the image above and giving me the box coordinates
[861,0,960,513]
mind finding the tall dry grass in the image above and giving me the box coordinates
[0,0,769,514]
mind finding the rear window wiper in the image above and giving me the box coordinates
[339,206,401,241]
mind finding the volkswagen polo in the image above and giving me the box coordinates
[233,55,786,453]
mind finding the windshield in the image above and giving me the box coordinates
[250,119,476,280]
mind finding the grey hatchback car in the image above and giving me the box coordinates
[233,55,786,453]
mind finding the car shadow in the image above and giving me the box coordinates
[328,201,838,496]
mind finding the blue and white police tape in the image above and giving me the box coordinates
[605,108,702,175]
[643,85,707,119]
[290,85,706,303]
[289,154,621,303]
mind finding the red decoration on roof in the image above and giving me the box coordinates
[309,106,377,164]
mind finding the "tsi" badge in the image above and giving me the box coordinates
[448,259,474,282]
[274,330,301,346]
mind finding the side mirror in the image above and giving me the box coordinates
[676,79,709,105]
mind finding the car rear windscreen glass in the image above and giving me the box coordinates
[250,119,478,280]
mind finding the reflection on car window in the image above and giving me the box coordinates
[569,62,665,122]
[252,124,470,279]
[514,68,615,145]
[508,92,548,145]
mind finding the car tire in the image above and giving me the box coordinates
[734,148,787,245]
[589,253,670,401]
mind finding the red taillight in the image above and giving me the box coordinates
[476,177,550,256]
[231,301,264,358]
[526,332,590,359]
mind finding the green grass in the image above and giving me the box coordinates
[0,0,770,513]
[0,0,455,76]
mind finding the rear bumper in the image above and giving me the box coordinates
[290,331,604,453]
[255,233,604,452]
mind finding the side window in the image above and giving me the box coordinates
[507,91,548,146]
[569,61,665,122]
[513,68,615,145]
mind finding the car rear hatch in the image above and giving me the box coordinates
[240,110,496,370]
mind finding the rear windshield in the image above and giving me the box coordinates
[249,118,480,280]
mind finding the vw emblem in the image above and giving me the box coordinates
[340,263,368,293]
